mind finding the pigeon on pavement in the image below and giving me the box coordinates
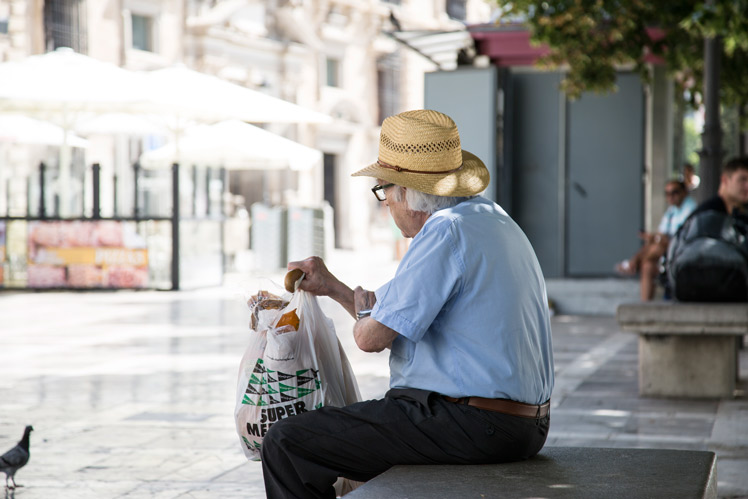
[0,426,33,489]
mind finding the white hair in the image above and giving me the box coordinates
[391,185,474,214]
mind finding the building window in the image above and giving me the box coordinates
[326,57,339,87]
[377,53,401,125]
[446,0,467,21]
[131,13,154,52]
[44,0,88,53]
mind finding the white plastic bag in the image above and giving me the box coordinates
[235,289,360,460]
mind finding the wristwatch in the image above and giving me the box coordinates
[356,309,372,320]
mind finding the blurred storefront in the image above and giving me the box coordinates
[0,162,230,290]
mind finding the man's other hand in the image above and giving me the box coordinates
[354,286,377,317]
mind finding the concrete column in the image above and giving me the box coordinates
[647,65,674,232]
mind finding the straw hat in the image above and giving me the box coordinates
[352,109,489,196]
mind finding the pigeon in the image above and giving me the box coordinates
[0,426,33,489]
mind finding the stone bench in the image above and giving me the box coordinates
[617,302,747,398]
[345,447,717,498]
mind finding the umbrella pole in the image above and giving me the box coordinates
[133,162,141,219]
[171,163,180,291]
[92,163,101,219]
[206,167,211,217]
[38,162,47,219]
[0,160,6,216]
[58,124,72,218]
[113,173,118,217]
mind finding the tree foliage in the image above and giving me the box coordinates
[494,0,748,122]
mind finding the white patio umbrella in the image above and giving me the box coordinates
[74,113,168,136]
[0,51,330,215]
[76,67,332,186]
[0,48,150,216]
[138,120,321,171]
[142,65,331,125]
[0,114,89,147]
[75,67,331,139]
[0,49,149,114]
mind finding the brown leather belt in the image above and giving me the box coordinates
[443,396,550,419]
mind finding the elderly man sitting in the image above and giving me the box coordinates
[260,110,554,499]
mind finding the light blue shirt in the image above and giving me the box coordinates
[658,196,697,236]
[371,197,554,405]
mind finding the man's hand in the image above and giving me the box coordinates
[639,231,665,245]
[287,257,340,297]
[352,286,397,352]
[353,286,377,317]
[287,256,356,317]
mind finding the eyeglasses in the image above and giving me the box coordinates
[371,183,395,202]
[664,189,681,196]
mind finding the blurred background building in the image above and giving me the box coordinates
[0,0,492,270]
[3,0,741,310]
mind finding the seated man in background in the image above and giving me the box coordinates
[616,179,696,300]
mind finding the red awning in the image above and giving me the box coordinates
[470,26,550,67]
[469,25,665,67]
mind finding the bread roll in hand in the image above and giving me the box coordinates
[284,269,305,293]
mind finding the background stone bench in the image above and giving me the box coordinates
[346,447,717,498]
[617,302,747,398]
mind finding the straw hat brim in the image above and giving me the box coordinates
[351,150,489,197]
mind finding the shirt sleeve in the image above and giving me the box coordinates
[658,208,671,234]
[372,217,463,344]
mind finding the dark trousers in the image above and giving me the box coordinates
[260,388,550,498]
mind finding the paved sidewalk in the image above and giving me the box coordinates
[1,248,746,498]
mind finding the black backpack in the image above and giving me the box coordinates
[665,210,748,302]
